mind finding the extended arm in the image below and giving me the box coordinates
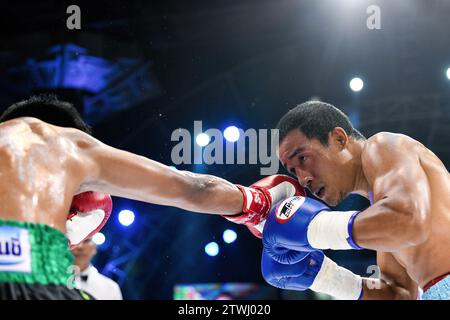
[67,128,303,225]
[71,129,243,215]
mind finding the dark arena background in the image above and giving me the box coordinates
[0,0,449,301]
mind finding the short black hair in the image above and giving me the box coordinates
[0,94,91,134]
[276,101,365,145]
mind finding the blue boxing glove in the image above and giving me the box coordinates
[263,196,362,264]
[261,248,324,291]
[261,248,363,300]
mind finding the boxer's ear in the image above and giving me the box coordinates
[330,127,348,149]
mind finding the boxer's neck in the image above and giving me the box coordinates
[347,138,370,198]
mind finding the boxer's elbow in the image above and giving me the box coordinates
[387,279,419,300]
[391,286,417,300]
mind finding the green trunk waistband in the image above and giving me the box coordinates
[0,219,74,286]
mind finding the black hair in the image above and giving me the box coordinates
[0,94,91,134]
[276,101,365,145]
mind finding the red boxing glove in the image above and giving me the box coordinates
[66,192,113,249]
[223,175,305,238]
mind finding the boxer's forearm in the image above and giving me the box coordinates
[352,197,430,251]
[361,278,417,300]
[176,171,243,215]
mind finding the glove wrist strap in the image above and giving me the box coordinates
[307,210,362,250]
[223,185,269,222]
[310,256,363,300]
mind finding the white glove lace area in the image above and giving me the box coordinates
[310,256,363,300]
[66,209,105,245]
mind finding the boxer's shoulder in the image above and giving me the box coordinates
[366,131,417,148]
[362,132,397,167]
[56,125,102,152]
[0,117,79,143]
[361,132,422,182]
[363,132,420,162]
[0,116,46,133]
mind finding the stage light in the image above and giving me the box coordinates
[446,67,450,80]
[196,133,210,147]
[92,232,106,245]
[224,126,240,142]
[205,242,219,256]
[118,209,135,226]
[349,77,364,92]
[223,229,237,244]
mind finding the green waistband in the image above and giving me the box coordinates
[0,219,74,286]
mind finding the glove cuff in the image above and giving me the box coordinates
[310,256,363,300]
[307,210,363,250]
[222,185,270,224]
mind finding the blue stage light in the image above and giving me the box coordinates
[196,133,210,147]
[92,232,106,245]
[205,242,219,256]
[349,77,364,92]
[224,126,240,142]
[118,209,135,226]
[223,229,237,244]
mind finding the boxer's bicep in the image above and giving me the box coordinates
[353,135,432,249]
[369,161,431,232]
[367,137,430,213]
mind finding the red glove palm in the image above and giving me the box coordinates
[66,192,113,249]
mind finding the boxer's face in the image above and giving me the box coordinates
[278,128,354,206]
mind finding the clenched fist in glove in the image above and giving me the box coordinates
[223,175,304,238]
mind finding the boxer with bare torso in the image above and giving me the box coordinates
[0,95,303,299]
[261,101,450,300]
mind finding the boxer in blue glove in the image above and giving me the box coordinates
[262,198,365,300]
[262,101,450,300]
[261,249,363,300]
[263,196,361,262]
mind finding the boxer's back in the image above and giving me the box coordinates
[0,118,81,232]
